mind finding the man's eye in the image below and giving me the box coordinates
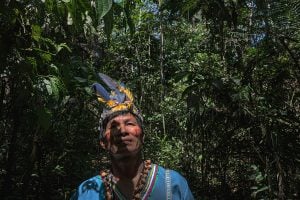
[110,124,117,129]
[127,122,135,126]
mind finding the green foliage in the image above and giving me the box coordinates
[144,134,184,170]
[250,165,269,198]
[0,0,299,199]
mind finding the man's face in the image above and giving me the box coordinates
[101,113,143,158]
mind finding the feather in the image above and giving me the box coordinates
[98,73,125,103]
[97,97,106,103]
[98,73,119,90]
[119,87,134,102]
[106,100,117,107]
[109,91,124,103]
[92,83,110,101]
[112,104,128,112]
[120,82,125,87]
[114,92,126,103]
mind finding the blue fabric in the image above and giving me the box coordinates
[71,175,106,200]
[71,165,194,200]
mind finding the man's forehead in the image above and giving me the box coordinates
[108,113,137,123]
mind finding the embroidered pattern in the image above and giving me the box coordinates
[142,164,158,200]
[165,169,172,200]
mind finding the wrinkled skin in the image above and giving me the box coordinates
[100,113,144,159]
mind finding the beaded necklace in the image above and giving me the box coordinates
[100,160,152,200]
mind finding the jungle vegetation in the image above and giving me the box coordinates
[0,0,299,199]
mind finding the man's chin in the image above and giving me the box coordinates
[110,148,142,160]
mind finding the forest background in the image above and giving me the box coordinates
[0,0,299,199]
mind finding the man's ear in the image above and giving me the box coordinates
[142,133,145,144]
[100,139,107,150]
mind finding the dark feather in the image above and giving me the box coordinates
[98,73,127,103]
[120,82,125,87]
[98,73,119,90]
[112,92,125,103]
[92,83,110,101]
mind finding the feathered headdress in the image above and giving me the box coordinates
[92,73,142,138]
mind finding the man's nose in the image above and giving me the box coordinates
[118,124,127,135]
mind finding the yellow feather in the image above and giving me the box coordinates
[97,97,106,103]
[112,104,128,112]
[119,86,134,102]
[106,100,116,108]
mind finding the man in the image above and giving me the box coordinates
[71,73,194,200]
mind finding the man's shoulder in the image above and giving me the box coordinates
[71,175,105,200]
[156,165,188,182]
[152,165,194,199]
[78,175,103,191]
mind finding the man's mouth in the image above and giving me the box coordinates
[122,140,132,145]
[114,138,131,145]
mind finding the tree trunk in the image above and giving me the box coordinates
[2,79,22,197]
[159,0,166,135]
[275,153,285,199]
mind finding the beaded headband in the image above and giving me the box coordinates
[92,73,142,139]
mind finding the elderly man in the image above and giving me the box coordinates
[71,73,194,200]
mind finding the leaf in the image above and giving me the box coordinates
[198,154,203,161]
[255,174,264,182]
[255,186,269,194]
[40,52,52,63]
[43,79,52,95]
[49,76,61,101]
[104,6,114,41]
[25,57,37,73]
[113,0,124,5]
[62,96,70,106]
[67,11,73,25]
[31,24,42,42]
[95,0,113,21]
[45,0,54,12]
[52,165,66,176]
[84,86,92,94]
[49,64,59,75]
[250,186,258,190]
[74,76,87,83]
[56,43,72,53]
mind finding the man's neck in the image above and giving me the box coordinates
[110,153,144,179]
[109,152,146,199]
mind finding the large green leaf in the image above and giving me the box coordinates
[95,0,113,21]
[104,7,114,41]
